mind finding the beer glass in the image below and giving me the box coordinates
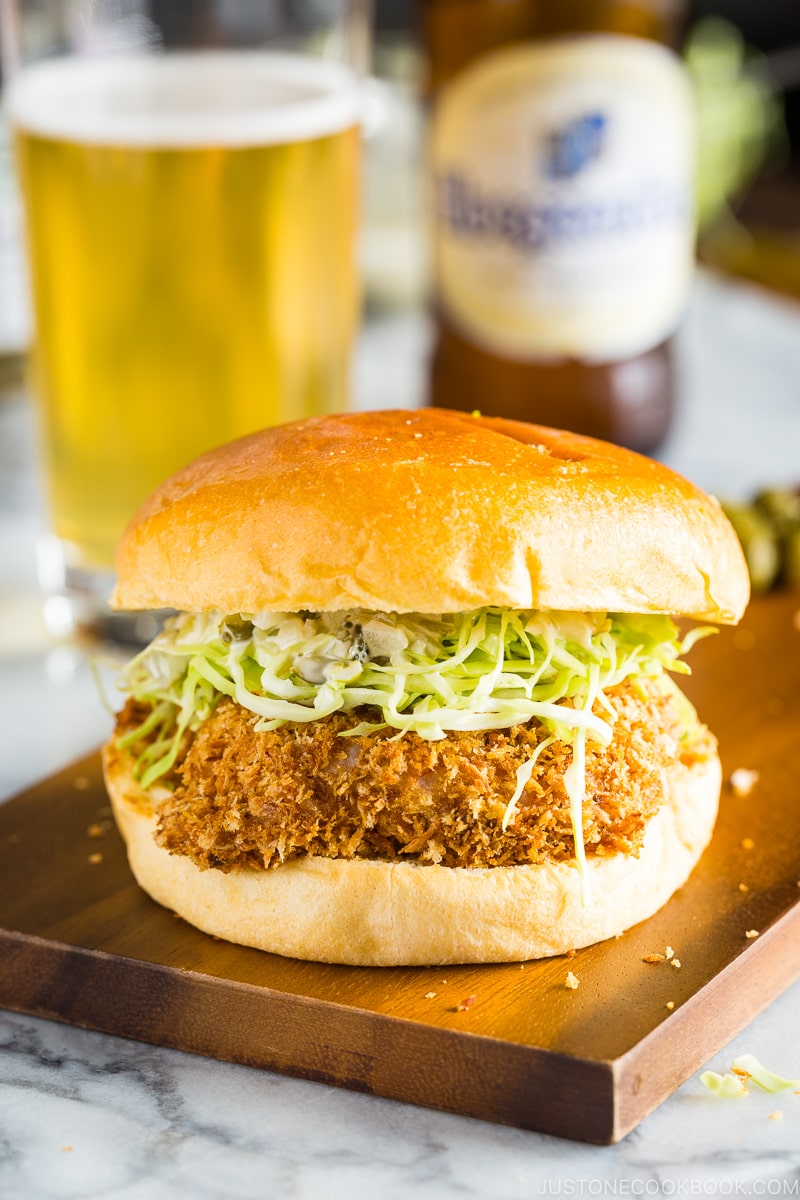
[3,0,367,643]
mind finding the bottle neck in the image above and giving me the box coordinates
[421,0,686,95]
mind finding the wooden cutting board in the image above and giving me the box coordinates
[2,591,800,1144]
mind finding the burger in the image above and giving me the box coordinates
[103,409,749,966]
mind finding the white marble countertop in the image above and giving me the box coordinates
[2,272,800,1198]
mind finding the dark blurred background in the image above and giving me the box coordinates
[691,0,800,149]
[685,0,800,296]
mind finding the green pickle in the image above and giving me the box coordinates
[784,521,800,588]
[755,488,800,526]
[721,501,781,592]
[722,488,800,592]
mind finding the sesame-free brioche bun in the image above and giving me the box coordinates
[112,409,749,623]
[102,735,721,966]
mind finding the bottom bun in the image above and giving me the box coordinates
[102,742,721,966]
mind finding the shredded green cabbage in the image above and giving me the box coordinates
[730,1054,800,1092]
[700,1071,749,1099]
[116,607,709,886]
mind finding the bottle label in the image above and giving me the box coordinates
[430,36,695,361]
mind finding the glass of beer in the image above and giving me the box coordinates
[5,0,366,644]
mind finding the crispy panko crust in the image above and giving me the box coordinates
[115,678,715,874]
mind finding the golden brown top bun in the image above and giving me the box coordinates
[112,409,749,622]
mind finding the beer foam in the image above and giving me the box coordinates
[8,51,361,146]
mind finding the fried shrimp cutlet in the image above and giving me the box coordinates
[114,677,714,875]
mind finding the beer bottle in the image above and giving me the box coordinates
[422,0,693,451]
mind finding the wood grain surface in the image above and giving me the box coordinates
[2,591,800,1143]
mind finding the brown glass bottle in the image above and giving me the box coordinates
[422,0,691,452]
